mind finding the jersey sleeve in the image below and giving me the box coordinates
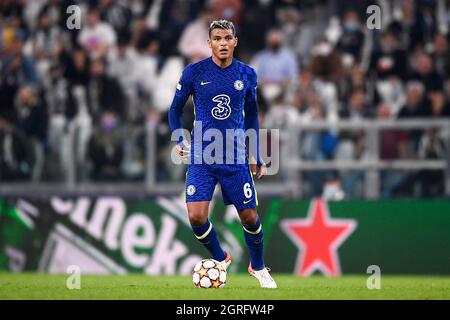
[168,65,194,143]
[244,68,263,167]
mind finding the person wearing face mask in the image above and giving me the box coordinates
[250,29,298,103]
[87,111,124,181]
[337,10,365,64]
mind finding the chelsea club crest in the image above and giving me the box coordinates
[234,80,244,91]
[187,185,196,196]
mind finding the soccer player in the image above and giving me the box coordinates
[168,20,277,288]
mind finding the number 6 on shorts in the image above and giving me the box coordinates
[244,182,253,198]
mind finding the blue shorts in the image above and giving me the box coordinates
[185,164,258,211]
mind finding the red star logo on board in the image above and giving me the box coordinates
[281,198,357,276]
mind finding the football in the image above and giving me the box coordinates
[192,259,227,288]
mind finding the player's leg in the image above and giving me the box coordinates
[185,165,227,263]
[187,201,227,262]
[219,165,276,288]
[238,208,265,270]
[218,166,263,268]
[239,207,276,288]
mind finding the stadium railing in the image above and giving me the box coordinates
[281,119,450,199]
[0,119,449,199]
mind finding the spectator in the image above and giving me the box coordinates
[339,88,372,119]
[14,85,48,144]
[335,89,369,198]
[32,10,64,81]
[78,7,117,60]
[1,31,38,123]
[108,35,140,121]
[309,38,341,123]
[398,81,429,118]
[177,8,214,63]
[131,14,149,48]
[157,0,203,57]
[88,58,126,121]
[369,31,408,81]
[339,63,369,105]
[88,111,124,181]
[428,90,450,118]
[44,63,77,180]
[430,33,450,77]
[263,90,299,130]
[138,110,181,182]
[309,37,342,83]
[276,6,327,67]
[14,85,48,180]
[369,31,409,116]
[39,0,75,30]
[62,45,91,85]
[135,31,184,114]
[377,103,408,198]
[337,10,366,64]
[377,103,407,161]
[299,94,335,197]
[134,31,161,102]
[1,32,38,85]
[251,29,298,103]
[389,0,436,51]
[98,0,133,37]
[409,52,444,92]
[0,0,24,21]
[239,0,276,59]
[0,115,34,181]
[397,81,428,157]
[293,68,316,113]
[417,128,446,197]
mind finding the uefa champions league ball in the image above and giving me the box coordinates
[192,259,227,288]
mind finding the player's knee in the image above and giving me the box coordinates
[239,208,259,226]
[188,211,208,226]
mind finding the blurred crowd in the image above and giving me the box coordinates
[0,0,449,198]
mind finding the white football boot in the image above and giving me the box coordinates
[220,251,232,271]
[248,264,277,289]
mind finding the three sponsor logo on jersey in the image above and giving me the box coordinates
[178,79,244,120]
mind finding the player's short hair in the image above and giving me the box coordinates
[209,20,236,37]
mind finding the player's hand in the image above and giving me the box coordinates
[251,162,267,180]
[176,140,190,161]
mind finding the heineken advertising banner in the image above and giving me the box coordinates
[1,196,449,275]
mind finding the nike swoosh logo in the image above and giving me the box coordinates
[243,199,253,204]
[201,81,211,86]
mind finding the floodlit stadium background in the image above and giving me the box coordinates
[0,0,449,281]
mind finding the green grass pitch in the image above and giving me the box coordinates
[0,273,449,300]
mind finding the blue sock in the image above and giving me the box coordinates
[243,218,265,271]
[191,219,226,261]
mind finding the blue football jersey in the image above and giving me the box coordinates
[169,57,261,166]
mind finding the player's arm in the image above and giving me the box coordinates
[244,71,266,179]
[168,65,193,159]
